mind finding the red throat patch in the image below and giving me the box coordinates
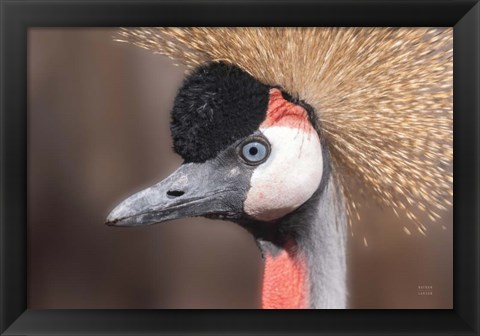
[262,249,309,309]
[260,88,314,133]
[258,89,313,308]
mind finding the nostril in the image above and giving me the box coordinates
[167,190,185,198]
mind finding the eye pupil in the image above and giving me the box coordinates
[241,139,270,165]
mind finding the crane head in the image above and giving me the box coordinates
[106,62,329,234]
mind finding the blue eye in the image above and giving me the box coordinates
[241,140,270,165]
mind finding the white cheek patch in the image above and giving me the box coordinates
[244,126,323,221]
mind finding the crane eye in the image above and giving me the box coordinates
[240,139,270,165]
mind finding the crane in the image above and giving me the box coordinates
[106,28,452,309]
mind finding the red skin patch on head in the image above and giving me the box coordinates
[260,88,314,133]
[258,90,313,308]
[262,249,309,309]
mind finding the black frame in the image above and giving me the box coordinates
[1,0,479,335]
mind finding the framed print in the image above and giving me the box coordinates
[1,0,479,335]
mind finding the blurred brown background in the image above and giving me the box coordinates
[28,28,453,309]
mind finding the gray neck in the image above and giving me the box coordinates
[260,179,348,309]
[303,179,347,308]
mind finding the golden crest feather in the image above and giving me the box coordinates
[115,27,453,233]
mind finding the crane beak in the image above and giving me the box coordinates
[105,160,248,227]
